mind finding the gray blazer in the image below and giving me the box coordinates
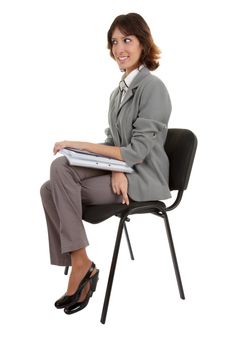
[104,67,172,202]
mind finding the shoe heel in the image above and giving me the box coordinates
[91,270,99,292]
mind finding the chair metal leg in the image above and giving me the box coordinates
[123,222,135,260]
[163,211,185,299]
[100,215,126,324]
[64,266,69,275]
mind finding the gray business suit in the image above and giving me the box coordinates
[105,67,172,201]
[40,67,172,266]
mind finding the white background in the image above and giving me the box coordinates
[1,0,233,348]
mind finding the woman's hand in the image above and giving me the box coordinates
[111,172,129,205]
[53,141,86,155]
[53,141,68,155]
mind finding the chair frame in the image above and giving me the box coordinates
[64,189,186,324]
[64,128,197,324]
[100,190,185,324]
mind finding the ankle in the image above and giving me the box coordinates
[71,257,92,272]
[70,249,91,269]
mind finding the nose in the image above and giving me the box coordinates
[113,42,125,57]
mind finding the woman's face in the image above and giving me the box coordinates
[111,27,143,75]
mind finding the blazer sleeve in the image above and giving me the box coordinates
[119,78,172,167]
[103,127,114,146]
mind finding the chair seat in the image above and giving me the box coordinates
[82,200,166,224]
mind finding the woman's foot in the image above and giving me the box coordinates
[66,260,97,301]
[54,261,97,309]
[64,268,99,314]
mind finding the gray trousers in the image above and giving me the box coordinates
[40,156,123,266]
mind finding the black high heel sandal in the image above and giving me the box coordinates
[54,262,96,309]
[64,269,99,315]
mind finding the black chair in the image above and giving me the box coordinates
[64,128,198,324]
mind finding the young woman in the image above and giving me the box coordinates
[40,13,172,315]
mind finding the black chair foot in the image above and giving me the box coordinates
[163,212,185,300]
[64,266,69,275]
[100,215,127,324]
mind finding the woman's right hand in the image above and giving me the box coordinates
[53,140,69,155]
[111,172,129,205]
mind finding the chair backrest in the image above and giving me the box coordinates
[164,129,198,191]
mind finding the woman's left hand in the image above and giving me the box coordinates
[111,171,129,205]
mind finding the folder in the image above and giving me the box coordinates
[60,147,134,173]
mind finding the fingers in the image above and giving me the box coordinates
[53,144,58,155]
[122,191,129,205]
[53,144,61,155]
[111,179,121,195]
[112,186,121,196]
[112,186,129,205]
[112,185,124,197]
[111,172,129,205]
[53,141,66,155]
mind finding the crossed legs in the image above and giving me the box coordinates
[40,156,122,307]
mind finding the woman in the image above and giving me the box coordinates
[40,12,172,315]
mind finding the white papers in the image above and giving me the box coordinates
[60,148,134,173]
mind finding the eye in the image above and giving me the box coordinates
[111,39,117,45]
[124,38,131,44]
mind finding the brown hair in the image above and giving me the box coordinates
[107,13,161,71]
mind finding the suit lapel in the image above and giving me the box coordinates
[115,89,122,112]
[117,67,150,114]
[108,88,121,145]
[119,89,134,110]
[109,67,151,145]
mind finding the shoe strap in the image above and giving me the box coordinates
[79,262,95,289]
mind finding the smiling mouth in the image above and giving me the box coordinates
[118,56,129,63]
